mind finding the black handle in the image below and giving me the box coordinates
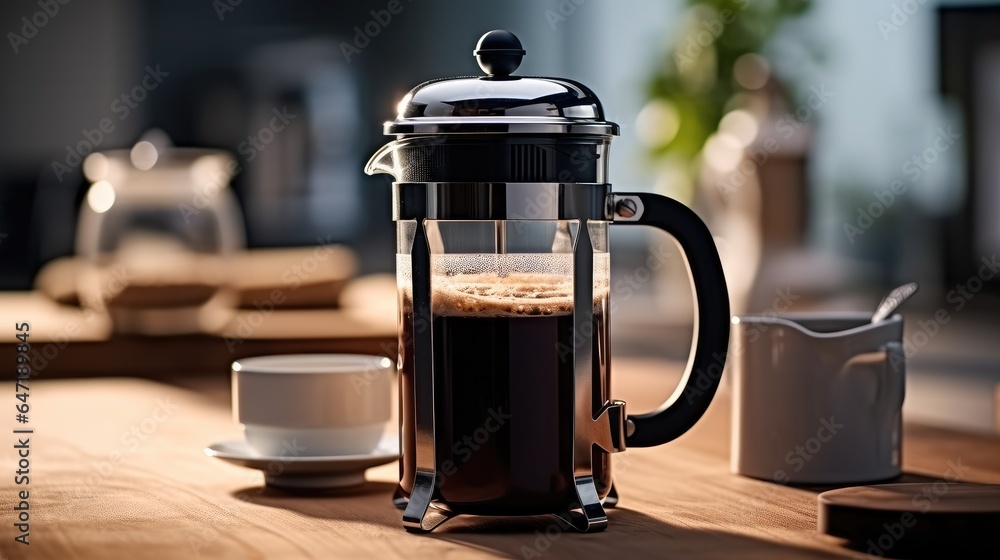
[612,193,730,447]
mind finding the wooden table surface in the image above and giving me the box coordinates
[2,358,999,559]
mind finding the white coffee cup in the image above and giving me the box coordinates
[232,354,393,457]
[731,313,905,484]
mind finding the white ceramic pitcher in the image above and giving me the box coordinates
[731,313,904,484]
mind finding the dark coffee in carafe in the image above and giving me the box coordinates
[397,256,612,514]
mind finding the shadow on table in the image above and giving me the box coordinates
[234,475,990,559]
[232,483,843,557]
[427,507,847,559]
[230,481,402,528]
[793,471,961,494]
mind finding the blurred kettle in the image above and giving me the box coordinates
[75,131,245,334]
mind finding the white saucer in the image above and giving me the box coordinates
[205,434,399,490]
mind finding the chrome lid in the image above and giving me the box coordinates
[385,30,619,137]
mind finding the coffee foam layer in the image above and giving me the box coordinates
[398,253,609,317]
[433,272,576,317]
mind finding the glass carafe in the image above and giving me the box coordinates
[397,219,612,514]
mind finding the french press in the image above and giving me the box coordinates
[365,30,730,533]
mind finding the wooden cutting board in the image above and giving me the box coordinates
[819,483,1000,557]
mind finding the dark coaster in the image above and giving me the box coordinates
[818,483,1000,558]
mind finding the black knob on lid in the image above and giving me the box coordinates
[474,30,525,78]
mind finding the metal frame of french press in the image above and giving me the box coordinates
[392,181,630,533]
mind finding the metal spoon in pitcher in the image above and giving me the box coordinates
[871,282,919,323]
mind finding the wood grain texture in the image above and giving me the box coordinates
[1,358,998,559]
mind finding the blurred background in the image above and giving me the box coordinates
[1,0,998,431]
